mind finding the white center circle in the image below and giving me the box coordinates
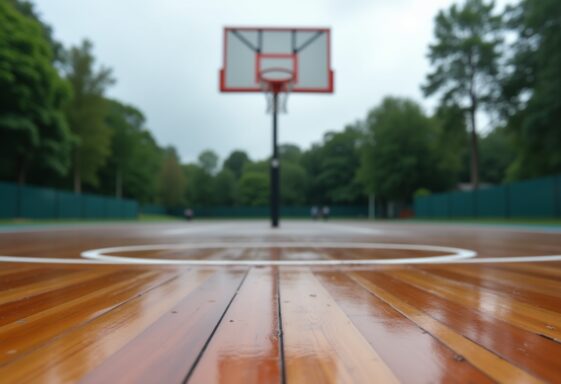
[81,242,477,266]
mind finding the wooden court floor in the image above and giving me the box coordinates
[0,220,560,383]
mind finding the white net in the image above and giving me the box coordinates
[260,80,294,114]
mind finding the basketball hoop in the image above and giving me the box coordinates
[259,68,295,114]
[220,27,334,228]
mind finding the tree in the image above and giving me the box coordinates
[280,162,307,205]
[106,100,141,197]
[432,104,469,185]
[237,172,269,206]
[98,100,163,201]
[358,98,450,204]
[302,125,366,204]
[63,40,114,193]
[423,0,503,189]
[198,150,219,175]
[0,1,72,185]
[501,0,561,178]
[158,148,186,208]
[279,144,303,164]
[183,164,213,206]
[223,150,250,180]
[124,130,163,203]
[212,169,236,205]
[8,0,64,64]
[479,127,515,183]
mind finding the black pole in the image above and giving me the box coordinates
[270,92,280,228]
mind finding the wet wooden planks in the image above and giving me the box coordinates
[0,262,560,383]
[0,221,560,383]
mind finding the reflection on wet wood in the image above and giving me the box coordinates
[0,269,212,382]
[80,270,246,384]
[315,271,494,384]
[391,268,561,341]
[280,270,399,383]
[188,268,281,384]
[0,222,561,383]
[351,271,547,384]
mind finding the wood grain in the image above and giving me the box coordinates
[187,267,282,384]
[280,270,399,383]
[0,221,560,383]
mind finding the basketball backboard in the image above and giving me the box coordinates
[220,27,334,93]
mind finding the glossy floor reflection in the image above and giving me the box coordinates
[0,220,560,383]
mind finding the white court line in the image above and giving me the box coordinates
[0,241,560,266]
[79,242,476,266]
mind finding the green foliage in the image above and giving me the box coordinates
[243,160,269,174]
[123,131,163,203]
[98,100,163,202]
[423,0,503,188]
[212,169,236,205]
[198,149,219,175]
[303,125,366,204]
[423,0,503,106]
[479,127,515,183]
[359,98,451,202]
[502,0,561,178]
[7,0,64,64]
[0,0,72,184]
[223,150,250,180]
[279,144,303,163]
[63,40,115,192]
[237,172,269,206]
[432,104,469,184]
[280,161,307,205]
[278,144,307,205]
[158,148,186,208]
[183,163,213,206]
[5,0,561,211]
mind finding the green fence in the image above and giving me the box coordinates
[0,181,138,220]
[167,205,368,218]
[414,174,561,218]
[140,204,167,215]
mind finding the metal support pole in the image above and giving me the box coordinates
[270,92,280,228]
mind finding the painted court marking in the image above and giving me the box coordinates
[80,242,476,266]
[0,240,559,266]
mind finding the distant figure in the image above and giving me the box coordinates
[184,208,193,221]
[322,206,330,221]
[311,206,319,220]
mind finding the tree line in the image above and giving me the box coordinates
[1,0,170,203]
[1,0,559,211]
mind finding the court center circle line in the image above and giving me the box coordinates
[80,242,476,266]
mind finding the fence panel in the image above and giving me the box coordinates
[477,186,508,217]
[509,177,557,217]
[123,201,138,218]
[57,191,83,218]
[431,194,449,217]
[83,195,104,219]
[414,197,430,218]
[557,176,561,217]
[415,174,561,219]
[20,186,57,219]
[0,182,18,218]
[141,204,167,215]
[450,191,475,217]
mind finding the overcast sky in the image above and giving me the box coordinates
[36,0,505,164]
